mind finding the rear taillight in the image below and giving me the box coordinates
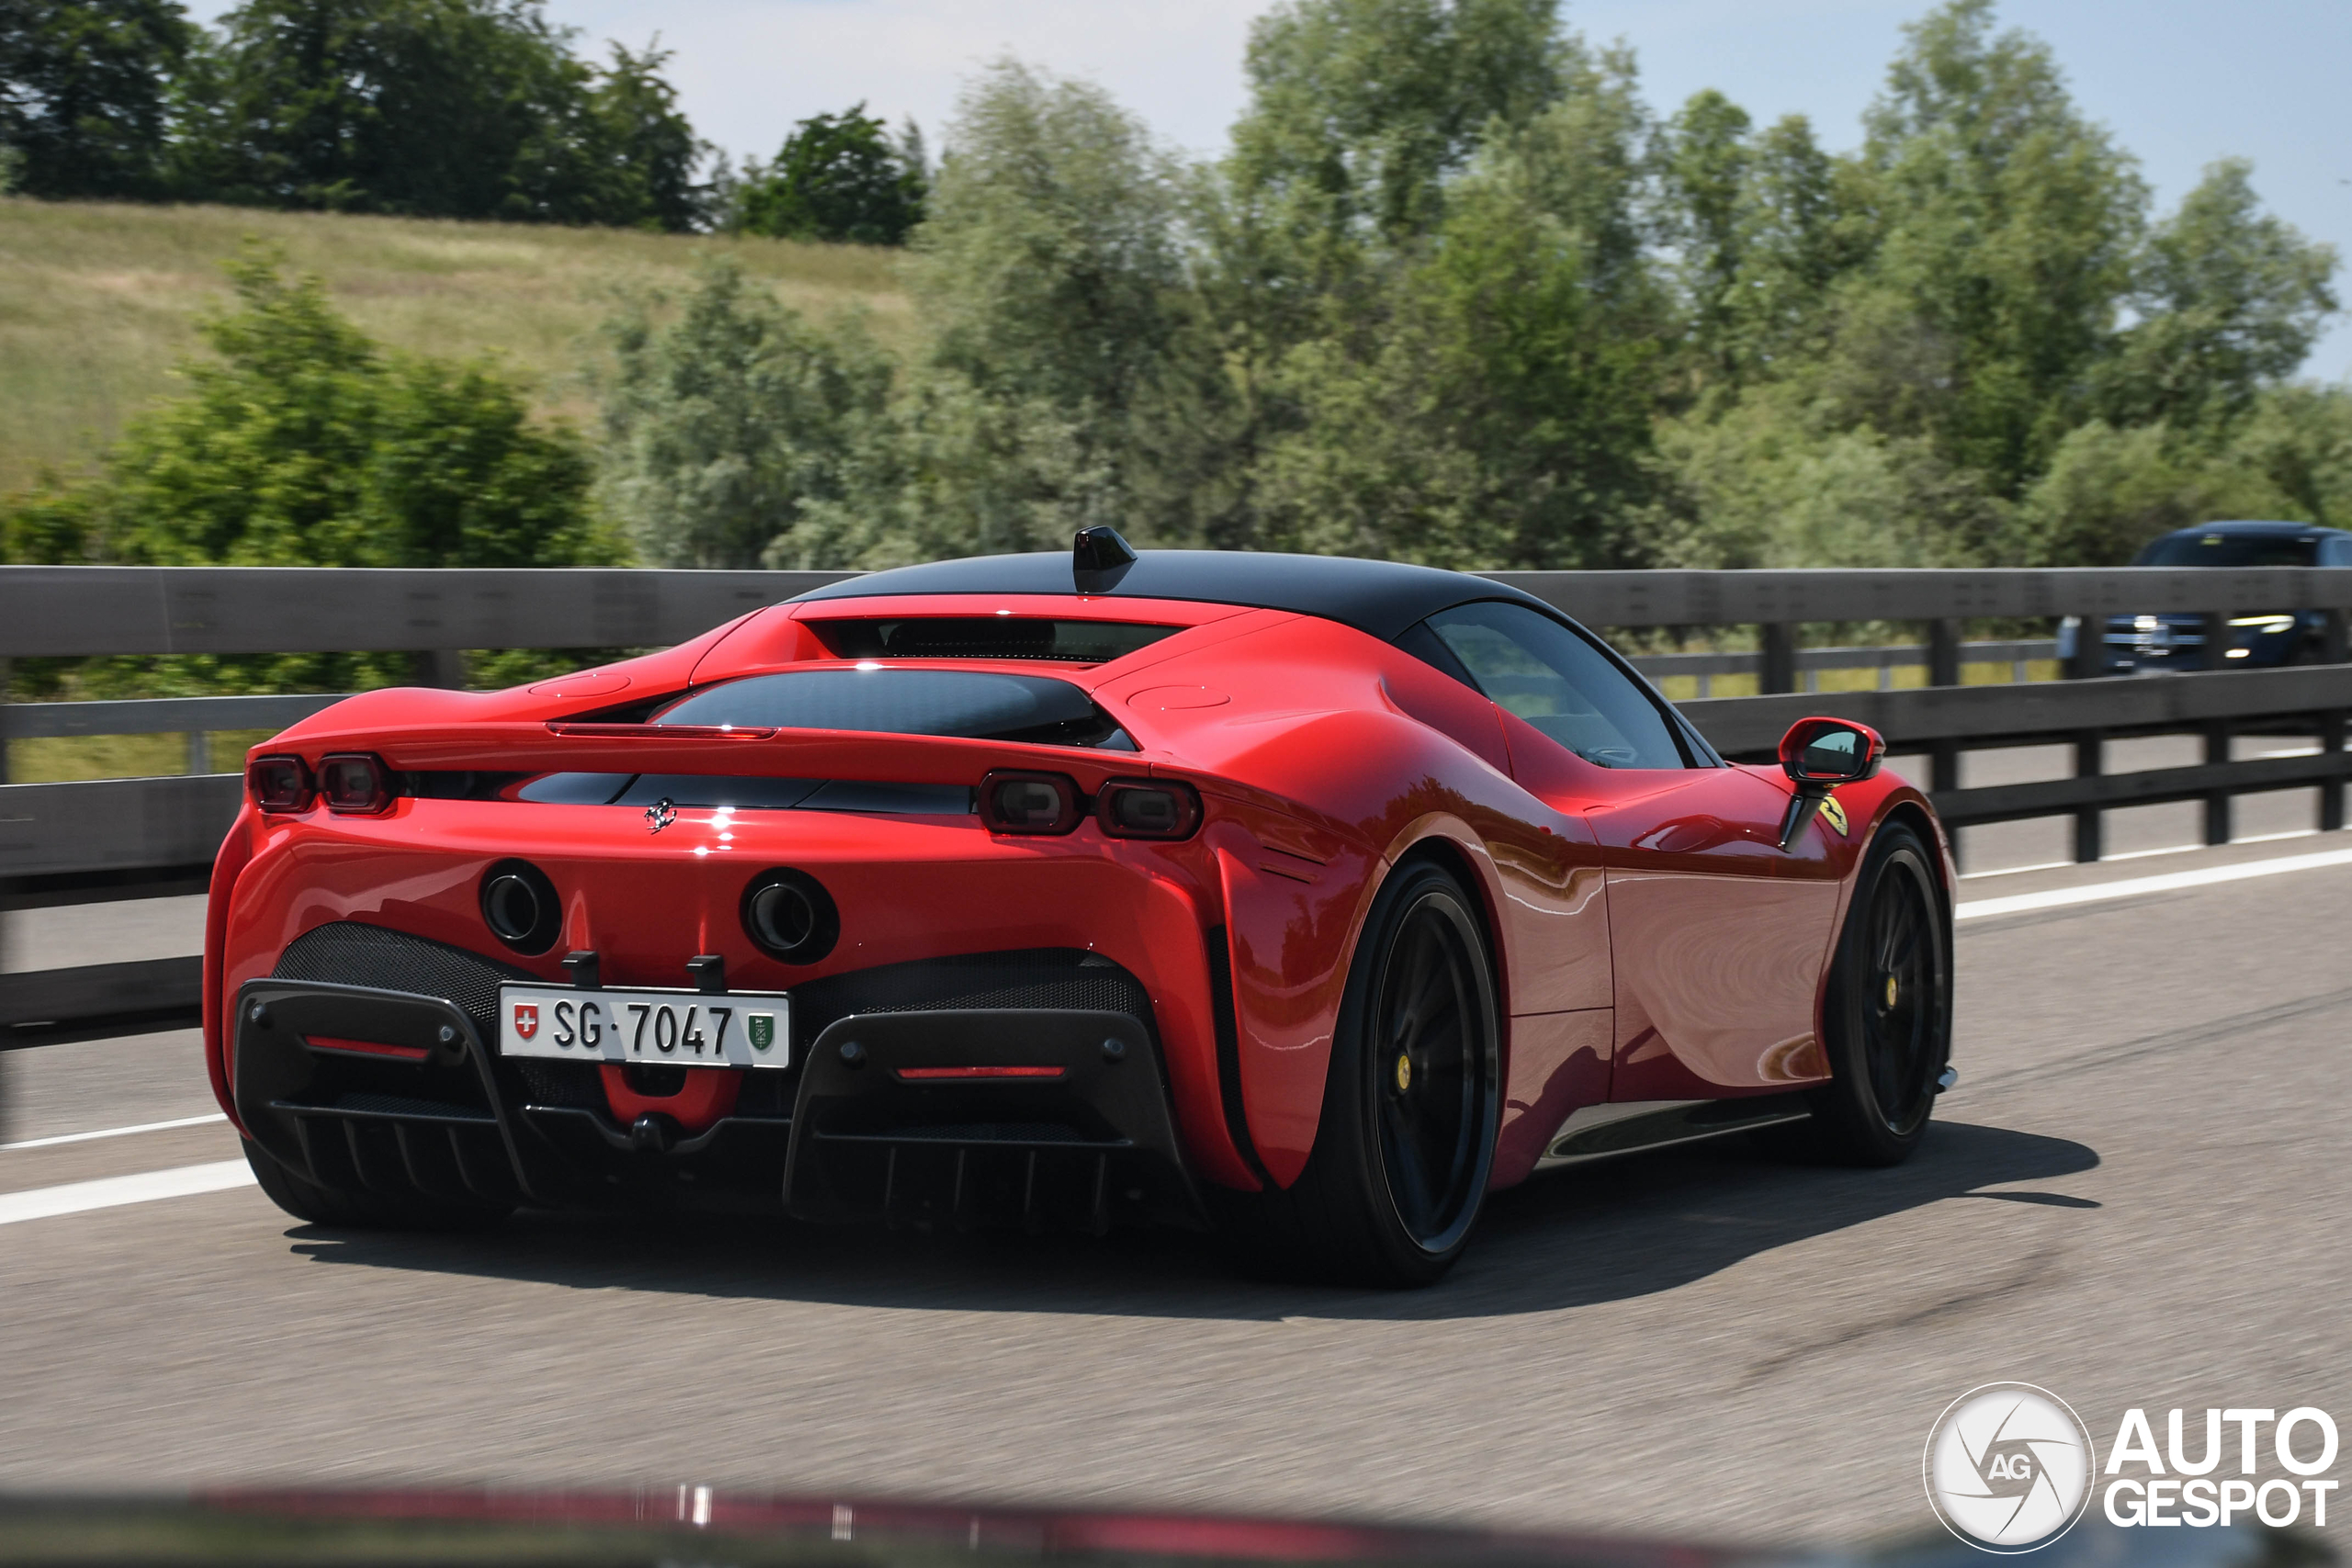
[319,753,394,814]
[979,771,1081,835]
[247,755,314,813]
[1096,779,1203,840]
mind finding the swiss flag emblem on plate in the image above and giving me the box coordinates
[513,1003,538,1040]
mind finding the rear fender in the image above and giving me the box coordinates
[203,802,262,1127]
[1210,818,1374,1190]
[1194,706,1522,1188]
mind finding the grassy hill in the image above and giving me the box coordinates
[0,197,912,497]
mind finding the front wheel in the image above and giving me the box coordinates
[1230,858,1502,1287]
[1805,820,1951,1166]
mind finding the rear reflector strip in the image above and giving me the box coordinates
[893,1066,1066,1081]
[305,1035,431,1061]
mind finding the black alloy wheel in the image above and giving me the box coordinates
[1231,857,1500,1287]
[1807,820,1950,1166]
[1370,890,1492,1250]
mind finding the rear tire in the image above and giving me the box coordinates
[1804,821,1951,1166]
[1228,858,1501,1287]
[243,1136,509,1230]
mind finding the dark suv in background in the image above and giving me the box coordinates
[2057,519,2352,673]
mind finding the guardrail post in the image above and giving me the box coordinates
[2201,611,2231,671]
[2202,720,2232,845]
[2066,621,2103,680]
[2073,732,2103,863]
[1759,624,1797,694]
[1926,619,1963,801]
[2325,610,2350,664]
[184,731,209,774]
[1,657,8,1132]
[411,649,469,689]
[1927,619,1962,687]
[2322,709,2347,833]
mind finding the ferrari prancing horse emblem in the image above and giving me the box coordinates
[513,1003,538,1040]
[645,797,677,834]
[1819,797,1849,837]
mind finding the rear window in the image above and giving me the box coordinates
[655,669,1136,750]
[809,617,1179,663]
[2134,532,2318,567]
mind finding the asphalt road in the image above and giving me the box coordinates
[2,784,2347,1552]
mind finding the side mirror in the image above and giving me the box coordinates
[1775,717,1884,847]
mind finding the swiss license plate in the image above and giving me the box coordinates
[497,985,790,1069]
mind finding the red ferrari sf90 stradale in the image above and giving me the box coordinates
[207,531,1953,1285]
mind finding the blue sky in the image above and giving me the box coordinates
[187,0,2352,379]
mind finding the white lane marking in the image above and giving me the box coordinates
[0,1112,228,1152]
[1956,845,2352,921]
[0,1160,254,1226]
[1962,830,2325,881]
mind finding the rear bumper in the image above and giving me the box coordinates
[231,924,1205,1230]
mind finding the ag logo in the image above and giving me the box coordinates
[513,1003,538,1040]
[1925,1383,2097,1552]
[747,1013,776,1052]
[1819,796,1849,836]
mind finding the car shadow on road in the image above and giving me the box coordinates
[283,1117,2098,1322]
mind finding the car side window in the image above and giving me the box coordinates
[1420,602,1690,770]
[2324,536,2352,567]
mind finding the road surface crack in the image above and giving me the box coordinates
[1740,1247,2063,1386]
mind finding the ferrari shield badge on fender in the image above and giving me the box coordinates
[645,797,677,835]
[513,1003,538,1040]
[1819,797,1849,836]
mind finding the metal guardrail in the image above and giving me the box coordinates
[6,562,2351,655]
[0,567,845,658]
[3,564,2347,1044]
[0,694,353,739]
[1629,639,2055,695]
[1688,662,2349,837]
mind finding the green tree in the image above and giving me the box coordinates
[2004,421,2233,568]
[1729,116,1872,367]
[597,258,891,569]
[3,249,616,690]
[576,39,705,231]
[1657,89,1751,380]
[5,250,612,570]
[1229,0,1567,245]
[895,62,1188,539]
[1249,49,1671,569]
[1843,0,2148,493]
[168,0,702,227]
[0,0,193,197]
[1652,99,1874,389]
[735,103,925,245]
[2103,159,2338,433]
[1655,384,2007,569]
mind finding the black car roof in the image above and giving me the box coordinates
[791,549,1558,642]
[2155,519,2351,539]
